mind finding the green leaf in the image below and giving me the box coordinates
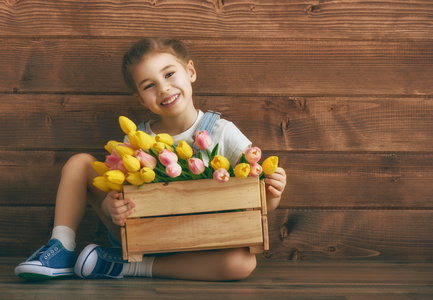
[239,153,248,164]
[210,143,219,158]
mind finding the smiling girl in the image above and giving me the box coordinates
[15,37,286,281]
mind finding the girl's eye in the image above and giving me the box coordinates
[144,83,154,90]
[166,72,174,78]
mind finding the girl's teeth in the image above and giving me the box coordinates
[162,95,178,105]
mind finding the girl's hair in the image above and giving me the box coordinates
[122,37,191,93]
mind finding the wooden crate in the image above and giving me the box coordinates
[120,177,269,262]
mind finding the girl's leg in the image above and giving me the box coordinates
[15,153,105,280]
[152,248,257,281]
[54,153,104,231]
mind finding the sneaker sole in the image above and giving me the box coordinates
[74,244,99,278]
[15,264,75,281]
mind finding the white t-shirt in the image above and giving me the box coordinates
[127,110,251,166]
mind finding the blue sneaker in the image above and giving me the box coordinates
[75,244,127,279]
[15,239,77,280]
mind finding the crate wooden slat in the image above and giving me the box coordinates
[121,177,268,262]
[123,176,262,218]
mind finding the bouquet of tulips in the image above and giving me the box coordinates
[92,116,279,192]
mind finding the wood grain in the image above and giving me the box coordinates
[0,207,110,257]
[2,94,433,152]
[124,177,262,218]
[1,38,432,95]
[3,206,433,260]
[267,209,433,260]
[2,257,433,299]
[1,0,432,40]
[2,151,433,208]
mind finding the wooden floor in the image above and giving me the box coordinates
[1,258,432,300]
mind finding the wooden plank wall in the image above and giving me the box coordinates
[1,0,432,260]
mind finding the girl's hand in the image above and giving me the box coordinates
[265,167,286,198]
[102,191,135,226]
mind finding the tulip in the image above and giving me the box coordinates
[213,168,230,183]
[159,149,178,167]
[140,167,156,183]
[91,161,109,176]
[195,130,212,150]
[155,133,174,146]
[104,140,120,154]
[105,150,122,169]
[153,142,173,153]
[210,155,230,171]
[115,145,135,157]
[104,170,125,184]
[126,171,145,186]
[135,149,157,169]
[245,147,262,164]
[106,181,123,192]
[188,158,206,175]
[249,162,263,177]
[129,130,155,150]
[93,176,111,192]
[119,116,137,135]
[122,154,141,173]
[127,131,140,149]
[165,163,182,178]
[176,140,193,160]
[262,156,279,175]
[234,163,250,179]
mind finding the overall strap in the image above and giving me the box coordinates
[193,110,221,155]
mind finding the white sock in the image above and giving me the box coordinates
[51,225,76,251]
[120,256,155,277]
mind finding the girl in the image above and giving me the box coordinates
[15,37,287,281]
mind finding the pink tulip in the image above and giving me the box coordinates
[213,168,230,183]
[249,162,263,177]
[245,147,262,164]
[135,149,157,169]
[195,130,212,151]
[188,158,206,175]
[105,149,122,169]
[166,163,182,178]
[105,150,127,173]
[159,149,178,167]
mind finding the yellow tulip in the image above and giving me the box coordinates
[115,145,135,157]
[176,140,193,160]
[152,142,173,153]
[119,116,137,135]
[126,172,145,186]
[140,167,156,183]
[91,161,109,176]
[122,154,141,173]
[155,133,173,146]
[104,140,120,154]
[129,130,155,150]
[211,155,231,171]
[127,131,140,149]
[262,156,279,175]
[106,181,123,192]
[234,163,250,179]
[104,170,125,184]
[93,176,111,192]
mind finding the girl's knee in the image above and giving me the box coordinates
[220,248,257,280]
[62,153,96,176]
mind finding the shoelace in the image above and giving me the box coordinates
[30,244,52,261]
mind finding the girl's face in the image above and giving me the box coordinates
[132,52,197,119]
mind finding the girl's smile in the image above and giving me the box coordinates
[161,93,180,107]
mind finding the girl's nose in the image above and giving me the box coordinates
[158,83,170,95]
